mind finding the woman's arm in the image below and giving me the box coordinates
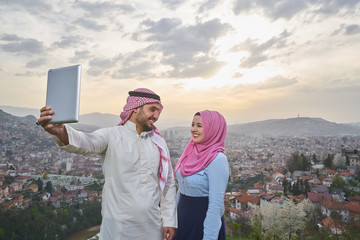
[203,153,229,240]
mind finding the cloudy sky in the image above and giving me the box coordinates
[0,0,359,128]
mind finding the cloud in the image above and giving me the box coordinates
[167,57,226,79]
[0,34,22,41]
[0,0,53,15]
[345,24,360,35]
[233,0,308,20]
[53,35,85,48]
[15,71,45,77]
[69,50,92,63]
[332,24,360,36]
[87,57,119,76]
[112,50,157,79]
[256,75,297,90]
[160,0,184,9]
[233,0,360,21]
[73,18,107,31]
[26,58,47,68]
[198,0,222,13]
[75,1,135,18]
[232,72,244,78]
[0,34,46,55]
[231,30,290,68]
[313,0,360,15]
[135,18,232,78]
[112,61,153,80]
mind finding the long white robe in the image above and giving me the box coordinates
[53,121,177,239]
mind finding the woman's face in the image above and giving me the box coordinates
[191,115,205,144]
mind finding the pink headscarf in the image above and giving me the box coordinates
[119,88,169,192]
[175,110,227,177]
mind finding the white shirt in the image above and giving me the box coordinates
[53,121,177,240]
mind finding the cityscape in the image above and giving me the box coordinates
[1,109,360,239]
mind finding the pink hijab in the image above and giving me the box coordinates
[175,110,227,177]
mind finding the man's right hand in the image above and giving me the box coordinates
[37,106,69,145]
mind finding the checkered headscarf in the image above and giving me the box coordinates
[119,88,163,125]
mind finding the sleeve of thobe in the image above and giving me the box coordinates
[53,125,109,155]
[160,146,177,228]
[203,154,229,240]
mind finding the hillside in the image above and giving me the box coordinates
[227,117,360,137]
[1,107,360,137]
[0,109,56,151]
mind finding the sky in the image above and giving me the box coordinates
[0,0,360,128]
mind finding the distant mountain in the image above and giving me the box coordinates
[78,112,120,128]
[1,106,360,137]
[349,122,360,128]
[0,106,118,129]
[227,117,360,137]
[0,105,39,118]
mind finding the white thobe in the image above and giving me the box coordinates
[53,121,177,240]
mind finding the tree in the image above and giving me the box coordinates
[45,181,53,193]
[286,152,311,173]
[323,154,334,169]
[312,153,318,163]
[251,200,314,240]
[231,222,241,237]
[333,153,346,168]
[292,179,301,196]
[331,174,345,189]
[304,180,311,196]
[36,178,43,191]
[282,179,289,196]
[43,171,49,180]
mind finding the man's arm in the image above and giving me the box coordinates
[37,106,69,145]
[160,144,177,239]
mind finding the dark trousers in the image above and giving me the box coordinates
[174,193,226,240]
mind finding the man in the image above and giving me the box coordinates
[37,88,177,240]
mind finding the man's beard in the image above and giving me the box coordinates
[141,121,153,132]
[136,108,154,132]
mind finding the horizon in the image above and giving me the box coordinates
[1,105,359,131]
[1,1,360,126]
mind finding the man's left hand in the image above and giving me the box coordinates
[163,227,175,240]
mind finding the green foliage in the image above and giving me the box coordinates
[4,176,14,185]
[85,182,103,192]
[323,153,334,169]
[0,202,101,240]
[42,171,48,180]
[227,174,264,192]
[36,178,43,191]
[45,181,53,193]
[286,152,311,173]
[312,153,318,163]
[230,217,253,238]
[231,222,241,236]
[331,174,345,189]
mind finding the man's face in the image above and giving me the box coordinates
[135,103,160,132]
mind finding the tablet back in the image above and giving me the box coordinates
[46,65,81,124]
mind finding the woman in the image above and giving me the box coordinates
[174,110,229,240]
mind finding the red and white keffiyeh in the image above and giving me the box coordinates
[118,88,169,193]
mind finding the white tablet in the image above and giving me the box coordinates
[45,64,81,124]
